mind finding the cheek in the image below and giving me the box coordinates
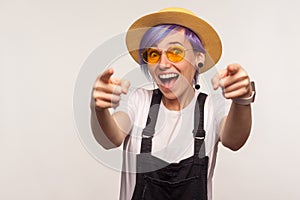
[180,63,197,81]
[182,56,197,77]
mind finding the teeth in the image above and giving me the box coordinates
[159,73,178,79]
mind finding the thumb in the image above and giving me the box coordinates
[121,80,131,94]
[211,68,227,90]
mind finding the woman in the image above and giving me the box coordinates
[91,7,255,200]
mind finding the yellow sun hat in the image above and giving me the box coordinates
[125,7,222,73]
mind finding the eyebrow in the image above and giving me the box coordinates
[151,41,185,49]
[168,41,184,46]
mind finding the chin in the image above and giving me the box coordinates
[159,85,184,100]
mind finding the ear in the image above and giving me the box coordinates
[193,52,205,82]
[195,52,205,66]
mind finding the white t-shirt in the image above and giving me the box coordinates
[114,88,230,200]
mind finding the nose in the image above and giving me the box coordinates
[158,52,172,70]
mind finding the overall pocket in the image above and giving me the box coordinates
[142,174,207,200]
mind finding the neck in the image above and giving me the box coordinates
[162,86,195,111]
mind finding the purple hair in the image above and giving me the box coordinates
[139,24,206,81]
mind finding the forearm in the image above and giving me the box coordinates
[220,103,252,151]
[90,106,128,149]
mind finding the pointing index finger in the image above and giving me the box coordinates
[100,68,114,83]
[227,64,239,76]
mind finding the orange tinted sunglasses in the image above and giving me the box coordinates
[141,45,187,64]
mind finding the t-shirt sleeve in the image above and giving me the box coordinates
[113,88,137,126]
[207,92,231,137]
[113,88,152,136]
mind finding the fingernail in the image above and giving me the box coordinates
[213,82,218,90]
[122,88,128,94]
[122,80,130,94]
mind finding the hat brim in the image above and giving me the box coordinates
[126,10,222,73]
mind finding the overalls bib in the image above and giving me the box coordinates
[131,89,208,200]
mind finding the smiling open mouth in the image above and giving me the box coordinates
[158,73,179,89]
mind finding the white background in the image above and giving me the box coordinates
[1,0,300,199]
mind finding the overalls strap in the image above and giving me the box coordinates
[140,90,207,155]
[193,93,207,158]
[140,89,162,153]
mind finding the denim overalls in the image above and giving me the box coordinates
[131,89,208,200]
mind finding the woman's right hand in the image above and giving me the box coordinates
[92,68,130,110]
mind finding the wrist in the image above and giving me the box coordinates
[232,81,256,106]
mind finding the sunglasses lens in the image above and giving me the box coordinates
[142,48,161,64]
[142,46,185,64]
[166,46,185,62]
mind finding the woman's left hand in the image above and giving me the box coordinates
[211,63,252,99]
